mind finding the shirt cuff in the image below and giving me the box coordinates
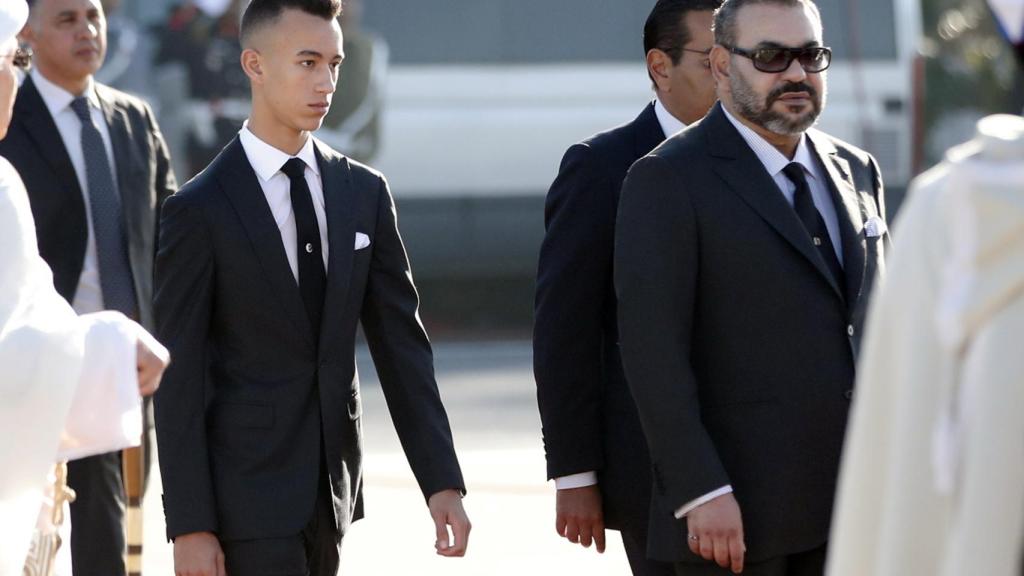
[674,485,733,519]
[554,471,598,490]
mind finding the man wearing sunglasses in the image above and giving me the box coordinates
[534,2,720,574]
[0,0,177,574]
[614,0,887,574]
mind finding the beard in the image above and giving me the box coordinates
[730,68,826,136]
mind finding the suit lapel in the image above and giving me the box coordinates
[216,138,315,349]
[705,104,844,301]
[633,101,666,159]
[807,131,867,306]
[97,86,140,207]
[96,87,146,277]
[316,140,356,342]
[14,77,85,215]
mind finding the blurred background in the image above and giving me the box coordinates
[102,0,1021,339]
[79,0,1021,572]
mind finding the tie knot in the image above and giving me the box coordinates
[782,162,807,185]
[281,157,307,181]
[70,96,92,122]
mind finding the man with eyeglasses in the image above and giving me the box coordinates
[0,0,177,574]
[614,0,887,574]
[534,1,719,574]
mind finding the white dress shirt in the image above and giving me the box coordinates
[673,107,846,519]
[654,96,686,139]
[31,68,119,316]
[722,106,844,263]
[238,124,330,280]
[553,99,687,492]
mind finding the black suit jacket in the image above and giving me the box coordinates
[153,137,465,542]
[614,103,887,562]
[0,76,177,330]
[534,102,665,532]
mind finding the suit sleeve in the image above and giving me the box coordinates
[144,103,178,252]
[533,143,613,480]
[614,155,731,514]
[152,192,218,539]
[360,176,465,501]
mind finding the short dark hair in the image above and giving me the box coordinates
[644,0,723,64]
[240,0,342,46]
[713,0,822,48]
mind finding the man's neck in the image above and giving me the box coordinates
[722,101,800,159]
[658,92,702,126]
[246,111,308,156]
[34,65,91,97]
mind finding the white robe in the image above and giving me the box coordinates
[0,157,161,576]
[827,115,1024,576]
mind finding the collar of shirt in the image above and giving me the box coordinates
[239,121,320,183]
[654,97,687,138]
[721,104,819,183]
[30,67,100,118]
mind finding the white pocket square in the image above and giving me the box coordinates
[864,216,887,238]
[354,232,371,250]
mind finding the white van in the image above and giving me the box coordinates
[366,0,922,202]
[348,0,922,288]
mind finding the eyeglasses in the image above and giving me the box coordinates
[681,47,713,69]
[722,45,831,74]
[1,48,32,71]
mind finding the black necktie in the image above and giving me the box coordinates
[281,157,326,337]
[70,96,138,317]
[782,162,844,288]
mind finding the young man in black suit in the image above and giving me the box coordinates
[533,1,721,574]
[153,1,470,575]
[0,0,177,573]
[614,0,888,574]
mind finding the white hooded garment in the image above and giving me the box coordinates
[0,157,154,576]
[827,115,1024,576]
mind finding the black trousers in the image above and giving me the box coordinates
[67,451,127,576]
[221,470,340,576]
[674,543,827,576]
[622,528,677,576]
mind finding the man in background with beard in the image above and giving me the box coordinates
[614,0,888,573]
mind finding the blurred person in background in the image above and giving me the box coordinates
[533,1,721,574]
[0,0,178,574]
[0,3,169,575]
[315,0,387,164]
[154,0,250,177]
[826,1,1024,575]
[615,0,888,573]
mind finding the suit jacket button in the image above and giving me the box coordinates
[305,243,314,254]
[847,325,855,337]
[844,389,854,400]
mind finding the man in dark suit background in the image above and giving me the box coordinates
[154,1,470,575]
[0,0,176,574]
[614,0,888,574]
[533,1,720,574]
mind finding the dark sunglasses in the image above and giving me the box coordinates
[723,45,831,74]
[3,48,32,71]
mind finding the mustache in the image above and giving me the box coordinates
[767,82,817,104]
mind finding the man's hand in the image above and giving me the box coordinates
[686,492,745,574]
[555,484,606,553]
[428,489,471,557]
[136,336,169,397]
[173,531,225,576]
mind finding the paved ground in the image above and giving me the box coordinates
[143,341,632,574]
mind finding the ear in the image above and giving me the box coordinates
[240,48,263,84]
[709,45,730,83]
[646,49,672,93]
